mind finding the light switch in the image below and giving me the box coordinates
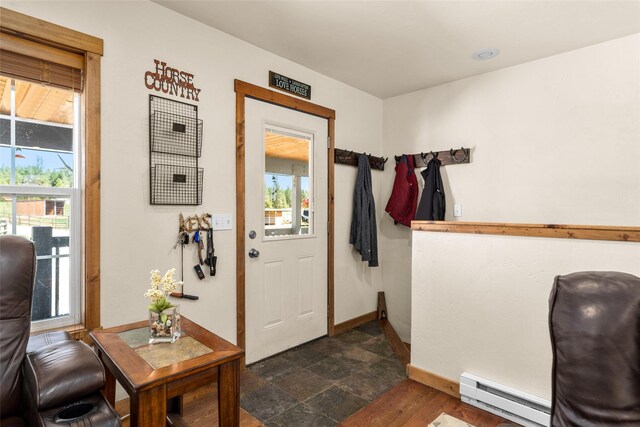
[454,204,462,217]
[212,214,232,230]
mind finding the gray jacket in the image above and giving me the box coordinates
[349,153,379,267]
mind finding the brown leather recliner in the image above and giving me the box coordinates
[549,271,640,427]
[0,235,121,426]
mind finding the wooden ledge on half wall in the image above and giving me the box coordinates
[411,221,640,243]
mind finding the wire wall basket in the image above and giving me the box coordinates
[149,95,203,205]
[151,164,203,205]
[150,111,203,157]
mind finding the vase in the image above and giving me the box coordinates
[149,304,181,344]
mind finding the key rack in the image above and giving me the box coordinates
[149,95,204,205]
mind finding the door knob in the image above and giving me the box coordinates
[248,248,260,258]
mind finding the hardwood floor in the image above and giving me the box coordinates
[115,378,509,426]
[340,379,510,427]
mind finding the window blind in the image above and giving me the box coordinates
[0,48,82,92]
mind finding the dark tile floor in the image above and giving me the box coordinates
[240,321,406,426]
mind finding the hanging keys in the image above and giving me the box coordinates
[174,231,189,249]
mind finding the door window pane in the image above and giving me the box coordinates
[263,127,312,238]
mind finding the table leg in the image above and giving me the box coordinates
[167,395,184,416]
[99,350,116,406]
[130,385,166,427]
[218,359,240,427]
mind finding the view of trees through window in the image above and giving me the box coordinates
[263,173,311,235]
[0,153,73,187]
[264,174,309,209]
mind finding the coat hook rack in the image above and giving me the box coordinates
[335,148,388,171]
[394,147,470,167]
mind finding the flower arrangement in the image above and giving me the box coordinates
[145,268,180,312]
[145,268,182,343]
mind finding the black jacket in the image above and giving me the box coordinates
[415,157,445,220]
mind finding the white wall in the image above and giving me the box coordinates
[6,1,383,341]
[411,231,640,399]
[8,3,638,397]
[381,34,640,341]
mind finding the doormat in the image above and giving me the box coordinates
[428,413,476,427]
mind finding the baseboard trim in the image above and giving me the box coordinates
[407,364,460,399]
[333,310,377,335]
[380,319,410,366]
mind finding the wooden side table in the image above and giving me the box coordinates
[90,317,244,426]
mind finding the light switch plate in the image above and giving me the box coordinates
[212,214,232,230]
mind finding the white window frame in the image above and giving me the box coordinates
[0,79,82,331]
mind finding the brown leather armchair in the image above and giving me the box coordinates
[0,235,120,426]
[549,271,640,427]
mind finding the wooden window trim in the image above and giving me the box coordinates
[1,7,103,339]
[0,7,103,55]
[234,80,336,356]
[411,221,640,242]
[0,32,84,69]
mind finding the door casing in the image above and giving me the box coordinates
[234,80,336,357]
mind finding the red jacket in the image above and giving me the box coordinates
[385,155,418,227]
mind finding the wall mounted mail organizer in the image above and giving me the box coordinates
[149,95,203,205]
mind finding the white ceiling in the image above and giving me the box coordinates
[155,1,640,99]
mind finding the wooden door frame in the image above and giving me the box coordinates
[234,80,336,353]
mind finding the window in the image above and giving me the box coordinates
[0,9,103,336]
[45,200,66,216]
[0,75,81,330]
[263,126,314,238]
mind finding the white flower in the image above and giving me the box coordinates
[145,268,182,304]
[144,288,164,300]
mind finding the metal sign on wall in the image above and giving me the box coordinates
[145,59,201,101]
[269,71,311,100]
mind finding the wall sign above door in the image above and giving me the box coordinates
[269,71,311,100]
[145,59,201,101]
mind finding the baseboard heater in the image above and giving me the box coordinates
[460,372,551,427]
